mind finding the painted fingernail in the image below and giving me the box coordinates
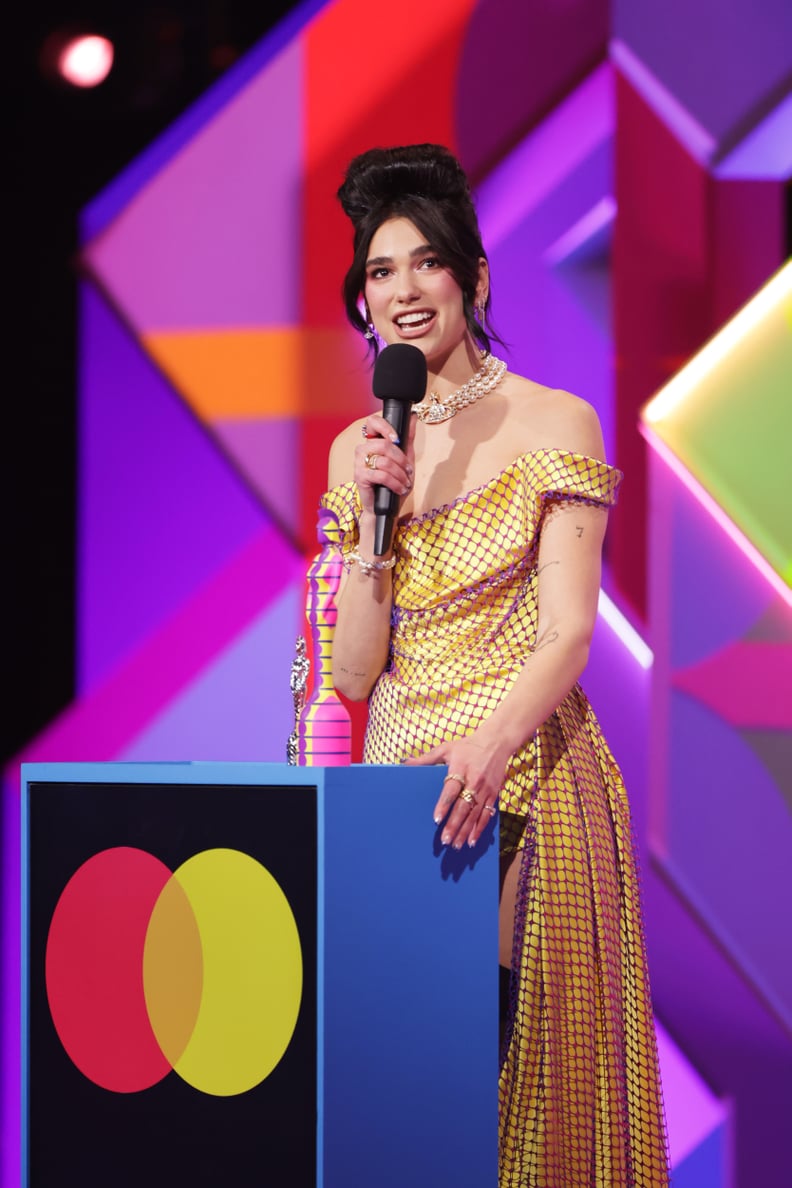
[406,464,414,476]
[441,832,450,845]
[390,432,400,444]
[401,485,410,495]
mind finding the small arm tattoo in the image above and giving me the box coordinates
[338,665,368,678]
[575,526,584,538]
[536,560,560,576]
[533,630,559,653]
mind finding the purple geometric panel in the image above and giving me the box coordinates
[476,65,613,246]
[212,417,301,537]
[612,0,792,151]
[670,1125,730,1188]
[478,83,616,462]
[643,850,792,1188]
[654,1021,728,1171]
[647,445,792,1186]
[740,729,792,812]
[119,582,304,762]
[668,468,777,671]
[79,283,269,693]
[456,0,608,179]
[715,90,792,179]
[83,39,303,330]
[584,590,652,846]
[668,690,792,1028]
[546,197,614,336]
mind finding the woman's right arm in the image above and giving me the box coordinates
[328,413,415,700]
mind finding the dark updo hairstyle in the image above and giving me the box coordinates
[337,143,504,357]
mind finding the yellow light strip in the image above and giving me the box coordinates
[642,260,792,425]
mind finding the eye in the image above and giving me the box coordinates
[368,266,390,281]
[419,256,441,270]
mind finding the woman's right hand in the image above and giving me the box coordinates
[354,412,416,517]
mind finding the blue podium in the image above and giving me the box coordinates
[20,762,498,1187]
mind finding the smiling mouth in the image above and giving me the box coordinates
[395,311,435,329]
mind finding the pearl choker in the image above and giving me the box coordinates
[412,353,507,424]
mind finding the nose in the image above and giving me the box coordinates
[394,267,420,303]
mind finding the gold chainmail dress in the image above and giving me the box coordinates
[320,448,669,1186]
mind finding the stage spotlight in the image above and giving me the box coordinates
[40,30,115,89]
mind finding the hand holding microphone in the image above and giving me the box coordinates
[368,344,427,555]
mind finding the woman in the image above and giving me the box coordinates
[320,144,668,1186]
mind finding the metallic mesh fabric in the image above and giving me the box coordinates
[320,449,668,1185]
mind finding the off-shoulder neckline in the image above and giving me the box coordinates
[325,447,621,528]
[404,449,620,527]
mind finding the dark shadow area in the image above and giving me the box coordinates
[2,2,298,764]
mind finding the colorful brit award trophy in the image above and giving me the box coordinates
[295,507,352,766]
[286,635,309,765]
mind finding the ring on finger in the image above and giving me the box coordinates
[362,423,370,438]
[457,788,477,805]
[444,772,465,789]
[364,452,378,470]
[483,803,497,817]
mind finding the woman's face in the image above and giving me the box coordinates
[363,217,475,370]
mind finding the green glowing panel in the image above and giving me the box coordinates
[645,267,792,586]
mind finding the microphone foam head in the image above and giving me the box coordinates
[372,343,427,403]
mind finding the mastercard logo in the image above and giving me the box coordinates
[45,846,303,1097]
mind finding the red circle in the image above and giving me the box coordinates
[45,847,174,1092]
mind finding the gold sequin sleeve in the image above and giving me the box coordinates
[318,482,362,555]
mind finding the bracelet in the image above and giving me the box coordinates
[343,546,397,577]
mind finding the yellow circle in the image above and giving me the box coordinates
[149,848,303,1097]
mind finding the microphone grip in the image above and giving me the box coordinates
[372,397,412,556]
[373,507,395,557]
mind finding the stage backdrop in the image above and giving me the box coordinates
[3,1,791,1185]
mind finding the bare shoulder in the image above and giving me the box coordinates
[502,374,607,462]
[327,419,362,488]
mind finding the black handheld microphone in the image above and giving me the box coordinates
[371,343,427,556]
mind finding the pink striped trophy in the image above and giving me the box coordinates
[289,507,352,766]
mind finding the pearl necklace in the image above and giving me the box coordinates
[412,353,507,424]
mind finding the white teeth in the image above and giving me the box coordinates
[396,311,433,326]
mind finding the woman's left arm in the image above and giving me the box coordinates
[408,389,613,847]
[410,498,608,847]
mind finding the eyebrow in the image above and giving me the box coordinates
[365,243,434,267]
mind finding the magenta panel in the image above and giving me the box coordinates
[83,41,303,331]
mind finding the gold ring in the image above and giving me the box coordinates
[364,452,378,470]
[457,788,477,805]
[484,803,497,817]
[443,772,465,788]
